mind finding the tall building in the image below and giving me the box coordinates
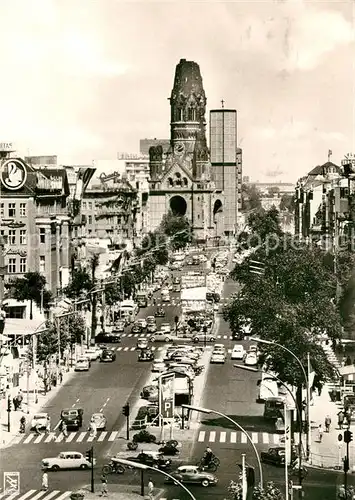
[236,147,243,214]
[148,59,224,241]
[210,108,238,234]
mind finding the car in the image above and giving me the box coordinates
[84,348,101,361]
[42,451,96,471]
[186,259,194,265]
[161,323,171,333]
[150,332,175,342]
[147,323,157,333]
[60,408,83,430]
[146,316,156,325]
[152,361,167,372]
[136,318,147,329]
[137,337,149,349]
[100,349,116,362]
[31,412,50,430]
[138,349,154,362]
[260,447,287,466]
[173,285,181,293]
[90,412,107,430]
[155,307,165,317]
[165,465,218,487]
[132,323,143,334]
[75,358,90,371]
[108,331,122,342]
[193,332,216,343]
[200,255,208,262]
[210,352,226,364]
[114,321,125,332]
[213,343,225,352]
[249,345,258,353]
[231,344,245,360]
[244,352,258,366]
[130,451,172,470]
[167,364,195,379]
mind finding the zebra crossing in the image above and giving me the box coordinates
[11,429,121,446]
[197,429,282,445]
[115,345,165,352]
[120,332,235,340]
[0,490,72,500]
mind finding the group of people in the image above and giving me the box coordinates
[12,390,23,411]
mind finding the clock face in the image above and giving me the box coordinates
[174,142,185,155]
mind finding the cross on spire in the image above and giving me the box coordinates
[221,99,224,109]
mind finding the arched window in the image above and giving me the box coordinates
[188,108,195,121]
[183,177,188,186]
[168,177,173,186]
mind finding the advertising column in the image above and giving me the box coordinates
[159,373,175,441]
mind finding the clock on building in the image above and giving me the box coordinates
[174,142,185,156]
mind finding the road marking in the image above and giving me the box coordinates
[230,432,237,443]
[223,335,228,339]
[130,347,135,351]
[54,492,72,500]
[209,431,216,442]
[53,420,61,431]
[252,432,258,443]
[44,433,56,443]
[23,434,35,444]
[262,432,269,444]
[108,431,118,441]
[198,431,205,442]
[273,434,280,444]
[34,434,45,444]
[11,435,23,444]
[123,347,129,351]
[41,491,61,500]
[55,433,64,443]
[15,490,37,500]
[87,434,95,442]
[65,432,76,442]
[116,347,122,351]
[27,491,48,500]
[76,432,87,442]
[98,431,107,442]
[241,433,247,444]
[127,334,132,338]
[220,431,226,443]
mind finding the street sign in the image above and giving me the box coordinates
[1,159,27,190]
[159,373,175,419]
[3,472,20,496]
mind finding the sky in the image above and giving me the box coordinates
[0,0,354,183]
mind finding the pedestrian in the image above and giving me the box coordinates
[99,474,108,497]
[147,478,154,500]
[46,416,51,434]
[59,371,63,384]
[41,472,48,491]
[13,397,18,411]
[324,415,331,432]
[317,423,324,442]
[90,419,97,438]
[338,410,345,429]
[61,420,68,438]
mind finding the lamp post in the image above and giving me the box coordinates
[182,404,263,489]
[235,364,305,497]
[113,458,197,500]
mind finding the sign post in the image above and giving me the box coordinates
[3,472,20,497]
[159,373,175,442]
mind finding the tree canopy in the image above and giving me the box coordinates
[160,211,192,250]
[228,480,284,500]
[241,184,262,212]
[7,272,52,319]
[63,267,93,300]
[279,193,295,213]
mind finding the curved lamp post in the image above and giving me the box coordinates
[234,364,305,494]
[250,337,310,460]
[182,404,263,489]
[114,458,196,500]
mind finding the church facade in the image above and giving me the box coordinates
[147,59,226,241]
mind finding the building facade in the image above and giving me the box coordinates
[148,59,226,241]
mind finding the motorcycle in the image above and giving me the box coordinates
[159,439,180,455]
[288,465,308,479]
[196,455,220,472]
[102,459,129,475]
[127,441,138,451]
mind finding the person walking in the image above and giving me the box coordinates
[99,474,108,497]
[317,423,324,443]
[147,478,154,500]
[90,419,97,438]
[60,420,68,438]
[338,410,345,429]
[324,415,331,432]
[41,472,48,491]
[46,416,51,434]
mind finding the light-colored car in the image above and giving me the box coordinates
[150,332,175,342]
[146,316,156,325]
[136,318,147,329]
[244,352,258,366]
[231,344,245,360]
[147,323,157,333]
[137,337,149,349]
[115,321,125,332]
[31,412,50,430]
[90,412,107,430]
[161,323,171,333]
[42,451,96,471]
[193,332,216,343]
[75,358,90,371]
[213,343,226,352]
[210,352,226,364]
[151,361,167,373]
[165,465,218,487]
[84,348,101,360]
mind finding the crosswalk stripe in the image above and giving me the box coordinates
[41,491,62,500]
[230,432,237,443]
[87,434,95,442]
[108,431,118,441]
[130,347,135,351]
[76,432,87,442]
[15,490,37,500]
[11,435,23,444]
[252,432,258,443]
[262,432,269,444]
[127,334,132,337]
[53,492,72,500]
[55,433,64,443]
[241,433,247,444]
[23,434,34,444]
[65,432,76,442]
[98,431,107,442]
[26,491,48,500]
[198,430,205,442]
[209,431,216,442]
[220,431,226,443]
[123,347,129,351]
[44,433,55,443]
[34,434,45,444]
[273,434,279,444]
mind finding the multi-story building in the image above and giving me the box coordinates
[236,148,243,214]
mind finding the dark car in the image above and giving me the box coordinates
[155,307,165,317]
[100,349,116,362]
[131,323,143,334]
[130,451,171,470]
[232,331,245,341]
[261,447,296,466]
[138,349,154,362]
[60,408,83,430]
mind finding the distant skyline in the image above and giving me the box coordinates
[0,0,354,183]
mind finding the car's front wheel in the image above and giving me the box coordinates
[51,465,60,471]
[201,479,210,487]
[80,464,89,470]
[165,337,170,342]
[150,337,156,342]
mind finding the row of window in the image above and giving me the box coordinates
[0,228,47,245]
[82,202,94,210]
[7,256,45,274]
[0,203,27,218]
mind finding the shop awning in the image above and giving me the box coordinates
[3,318,46,337]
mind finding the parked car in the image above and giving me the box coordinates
[244,351,258,366]
[84,348,101,361]
[90,413,107,431]
[75,358,90,371]
[132,323,143,334]
[138,348,154,361]
[31,412,50,430]
[231,344,245,360]
[151,361,167,373]
[137,337,149,349]
[100,349,116,362]
[165,465,218,487]
[193,332,216,343]
[155,307,165,317]
[42,451,95,471]
[147,323,157,333]
[210,351,226,364]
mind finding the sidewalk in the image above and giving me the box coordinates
[76,484,164,500]
[0,365,76,448]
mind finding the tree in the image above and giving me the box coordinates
[104,282,122,306]
[267,186,280,197]
[63,267,93,300]
[7,272,52,319]
[241,184,262,212]
[228,480,284,500]
[279,193,295,213]
[160,211,192,250]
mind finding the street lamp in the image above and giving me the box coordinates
[235,364,305,496]
[113,458,197,500]
[182,404,263,489]
[250,337,311,460]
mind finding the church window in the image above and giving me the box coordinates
[183,178,188,186]
[188,108,195,121]
[168,177,173,187]
[197,197,200,201]
[197,214,200,219]
[176,108,183,121]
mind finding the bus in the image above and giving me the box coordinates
[117,300,138,323]
[136,291,148,308]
